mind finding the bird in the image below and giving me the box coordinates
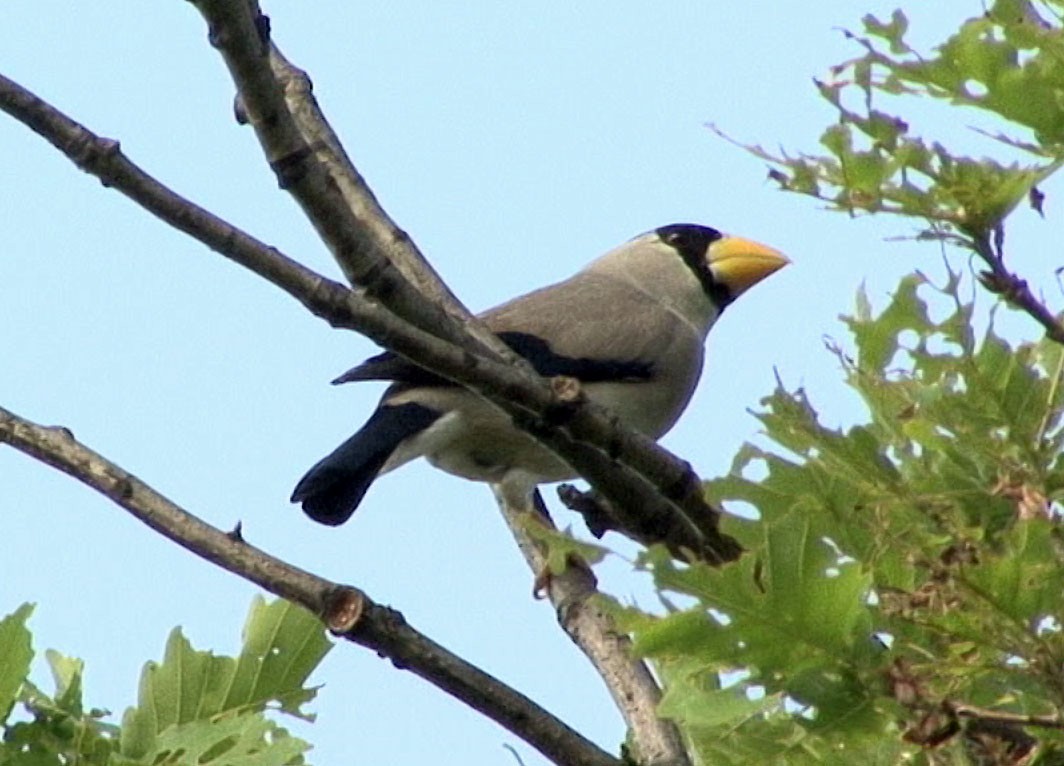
[291,223,788,527]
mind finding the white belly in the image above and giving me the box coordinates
[381,364,700,485]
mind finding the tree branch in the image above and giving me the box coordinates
[971,226,1064,346]
[493,488,692,766]
[0,405,621,766]
[0,70,740,564]
[183,9,716,744]
[257,43,474,327]
[950,702,1064,731]
[190,0,474,347]
[182,0,741,564]
[0,58,728,762]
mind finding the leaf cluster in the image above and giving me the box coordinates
[613,8,1064,761]
[0,598,330,766]
[729,0,1064,245]
[618,274,1064,764]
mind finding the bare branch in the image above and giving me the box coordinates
[0,71,740,564]
[971,227,1064,346]
[261,44,473,323]
[494,487,692,766]
[0,405,621,766]
[189,0,484,349]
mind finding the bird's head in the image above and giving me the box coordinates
[587,223,789,332]
[654,223,789,310]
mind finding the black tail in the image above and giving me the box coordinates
[291,402,440,525]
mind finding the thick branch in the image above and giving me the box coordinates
[190,0,483,350]
[0,71,740,564]
[181,1,741,563]
[0,405,621,766]
[493,488,692,766]
[261,45,471,323]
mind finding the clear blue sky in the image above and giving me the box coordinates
[1,2,1055,764]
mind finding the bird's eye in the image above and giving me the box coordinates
[656,224,723,253]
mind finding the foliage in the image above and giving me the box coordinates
[619,273,1064,764]
[610,3,1064,764]
[723,0,1064,246]
[0,597,331,766]
[520,516,609,577]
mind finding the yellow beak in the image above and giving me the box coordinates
[708,236,790,296]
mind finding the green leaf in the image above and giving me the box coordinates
[0,600,327,766]
[723,2,1064,256]
[863,9,911,54]
[638,513,877,731]
[120,597,330,760]
[0,604,35,726]
[847,275,930,374]
[961,518,1064,626]
[44,650,85,718]
[631,267,1064,760]
[3,645,117,766]
[659,681,780,729]
[227,596,333,718]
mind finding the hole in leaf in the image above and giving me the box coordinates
[721,668,750,689]
[740,459,770,482]
[200,736,238,763]
[898,329,920,350]
[710,608,732,626]
[1036,616,1061,635]
[725,500,760,521]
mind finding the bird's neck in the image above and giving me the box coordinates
[587,257,719,338]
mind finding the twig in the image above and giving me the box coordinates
[972,227,1064,345]
[0,405,621,766]
[493,487,692,766]
[949,701,1064,731]
[0,71,740,564]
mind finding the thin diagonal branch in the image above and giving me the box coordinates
[0,405,621,766]
[0,71,740,564]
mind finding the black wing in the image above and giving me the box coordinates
[331,331,652,387]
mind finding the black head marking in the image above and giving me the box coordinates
[655,223,734,309]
